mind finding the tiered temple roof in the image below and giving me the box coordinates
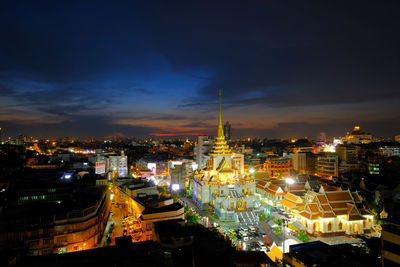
[299,189,372,221]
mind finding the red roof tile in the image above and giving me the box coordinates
[308,203,320,213]
[325,191,353,202]
[330,202,348,209]
[257,181,267,187]
[317,195,328,204]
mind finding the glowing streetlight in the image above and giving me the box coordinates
[285,177,295,184]
[249,169,255,174]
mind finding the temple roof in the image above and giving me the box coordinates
[298,189,372,221]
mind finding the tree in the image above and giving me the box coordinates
[185,212,199,224]
[297,231,310,243]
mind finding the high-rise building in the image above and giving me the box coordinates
[264,156,294,179]
[105,151,128,177]
[316,153,338,179]
[169,160,194,190]
[336,144,357,161]
[0,185,110,256]
[194,135,214,170]
[223,121,231,141]
[290,152,316,175]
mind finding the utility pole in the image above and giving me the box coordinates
[282,218,286,253]
[282,218,287,265]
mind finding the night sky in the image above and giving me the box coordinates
[1,1,400,139]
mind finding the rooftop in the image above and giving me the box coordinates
[142,202,183,215]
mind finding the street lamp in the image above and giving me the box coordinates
[282,218,288,254]
[285,177,295,195]
[285,177,295,185]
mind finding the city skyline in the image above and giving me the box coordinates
[1,1,400,138]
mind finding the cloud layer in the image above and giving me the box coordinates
[1,1,400,138]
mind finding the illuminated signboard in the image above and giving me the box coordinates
[147,163,156,175]
[171,183,180,191]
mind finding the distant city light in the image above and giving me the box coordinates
[62,172,73,180]
[249,169,255,174]
[333,139,342,145]
[323,144,336,153]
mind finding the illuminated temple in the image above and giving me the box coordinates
[192,91,262,223]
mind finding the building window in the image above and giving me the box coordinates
[29,240,39,247]
[56,236,67,244]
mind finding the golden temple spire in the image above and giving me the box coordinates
[218,89,224,137]
[209,89,231,156]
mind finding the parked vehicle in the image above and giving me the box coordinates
[239,230,247,237]
[259,229,266,237]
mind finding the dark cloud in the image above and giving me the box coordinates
[0,0,399,138]
[148,1,400,107]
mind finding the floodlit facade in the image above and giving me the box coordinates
[316,153,338,179]
[192,91,261,223]
[105,151,128,177]
[264,156,294,178]
[342,126,373,144]
[296,187,374,235]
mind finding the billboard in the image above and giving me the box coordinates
[147,163,156,175]
[95,161,106,174]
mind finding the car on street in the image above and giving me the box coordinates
[229,229,237,235]
[258,227,266,234]
[250,241,260,250]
